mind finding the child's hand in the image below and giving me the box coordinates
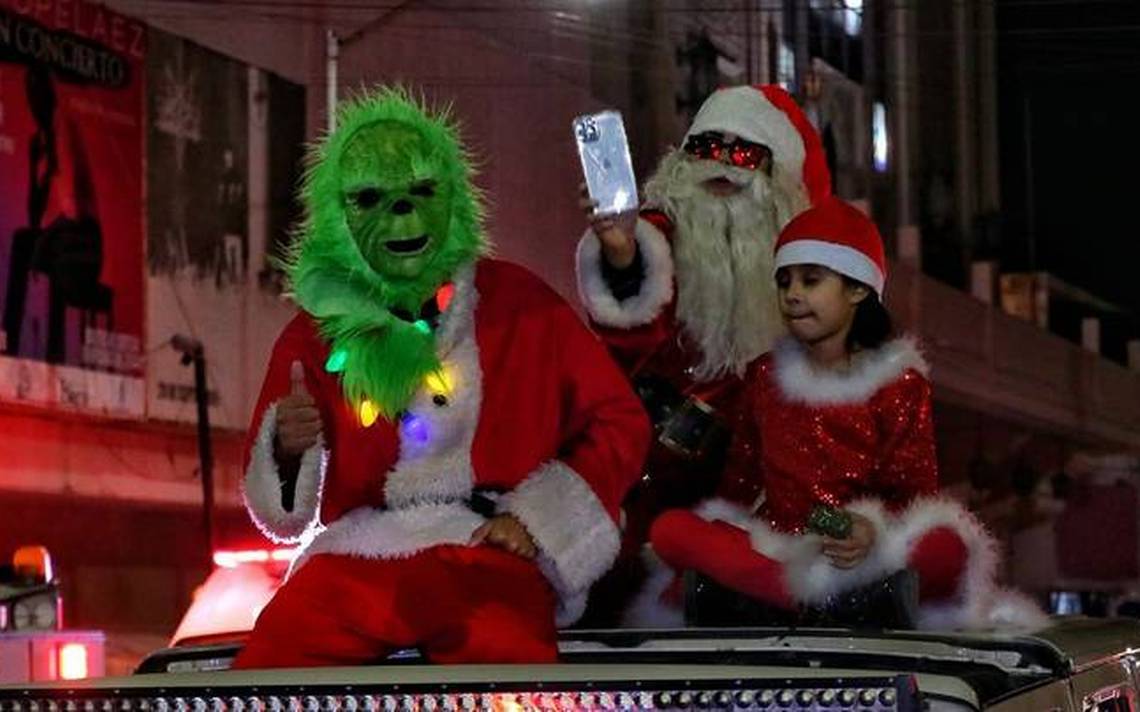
[470,514,538,559]
[821,511,876,569]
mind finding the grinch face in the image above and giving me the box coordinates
[339,121,453,281]
[289,87,485,418]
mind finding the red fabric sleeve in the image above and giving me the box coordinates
[555,301,652,520]
[714,386,764,510]
[871,369,939,510]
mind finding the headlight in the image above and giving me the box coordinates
[0,602,8,630]
[12,594,57,630]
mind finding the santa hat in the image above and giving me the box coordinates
[684,84,831,206]
[774,197,887,295]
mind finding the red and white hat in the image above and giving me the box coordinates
[684,84,831,206]
[773,197,887,295]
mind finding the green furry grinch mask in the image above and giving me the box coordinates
[285,88,486,419]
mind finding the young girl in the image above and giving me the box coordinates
[644,197,1043,630]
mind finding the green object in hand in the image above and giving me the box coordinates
[807,505,853,539]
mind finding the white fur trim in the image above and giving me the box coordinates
[622,547,684,629]
[785,499,893,604]
[984,589,1050,631]
[722,498,894,605]
[684,86,805,187]
[888,496,1045,631]
[242,404,327,543]
[695,494,1044,631]
[435,263,477,353]
[694,497,755,528]
[383,329,482,508]
[500,460,621,625]
[772,335,930,406]
[883,496,998,630]
[292,502,487,570]
[774,239,885,295]
[576,218,674,328]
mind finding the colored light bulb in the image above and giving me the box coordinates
[358,399,379,428]
[400,412,431,445]
[424,367,454,396]
[324,349,348,373]
[413,319,432,334]
[436,283,455,313]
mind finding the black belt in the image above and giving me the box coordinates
[378,487,505,517]
[466,487,503,518]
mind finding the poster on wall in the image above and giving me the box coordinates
[146,28,304,429]
[260,71,305,295]
[0,0,146,416]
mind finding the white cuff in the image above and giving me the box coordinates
[242,404,326,543]
[889,496,1045,631]
[777,498,894,605]
[575,217,674,328]
[500,461,620,625]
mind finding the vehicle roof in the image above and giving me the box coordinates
[8,617,1137,710]
[1023,616,1140,672]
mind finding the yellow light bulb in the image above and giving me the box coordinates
[424,367,455,396]
[358,399,379,428]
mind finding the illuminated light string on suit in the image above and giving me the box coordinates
[325,282,458,431]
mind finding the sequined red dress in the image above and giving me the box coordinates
[645,337,1046,631]
[716,339,938,532]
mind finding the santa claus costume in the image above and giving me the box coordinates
[645,198,1046,631]
[575,86,832,538]
[232,90,648,668]
[573,86,832,623]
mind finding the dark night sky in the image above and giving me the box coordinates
[996,0,1140,317]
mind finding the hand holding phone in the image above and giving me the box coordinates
[573,110,639,217]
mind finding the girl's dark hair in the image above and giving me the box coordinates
[843,277,893,351]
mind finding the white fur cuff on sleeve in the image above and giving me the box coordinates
[779,498,895,604]
[500,460,620,623]
[242,403,326,543]
[888,496,1046,631]
[575,217,674,328]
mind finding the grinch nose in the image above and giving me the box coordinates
[392,199,413,215]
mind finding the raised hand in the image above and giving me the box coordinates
[579,182,637,269]
[274,360,323,460]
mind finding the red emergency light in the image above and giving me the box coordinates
[57,642,89,680]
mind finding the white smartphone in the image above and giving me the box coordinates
[573,110,639,217]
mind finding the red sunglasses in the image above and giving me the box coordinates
[683,132,772,171]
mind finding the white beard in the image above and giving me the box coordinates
[643,149,809,380]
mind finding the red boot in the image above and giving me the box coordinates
[650,509,795,609]
[907,526,970,603]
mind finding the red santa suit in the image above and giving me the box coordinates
[233,259,650,667]
[572,87,831,616]
[646,200,1045,631]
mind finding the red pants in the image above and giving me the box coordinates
[233,546,559,669]
[650,510,968,609]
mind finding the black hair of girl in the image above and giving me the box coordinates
[843,277,893,351]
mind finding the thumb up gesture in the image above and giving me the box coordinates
[275,360,322,459]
